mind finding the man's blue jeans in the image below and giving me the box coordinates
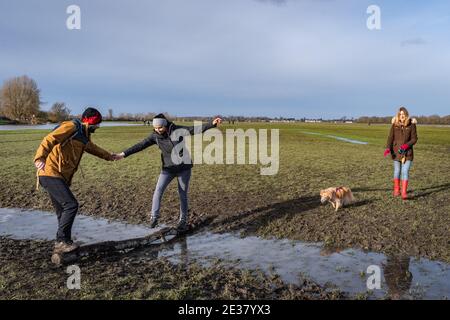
[151,168,191,222]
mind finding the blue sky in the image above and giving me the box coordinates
[1,0,449,118]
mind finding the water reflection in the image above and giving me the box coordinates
[383,256,413,299]
[1,208,449,299]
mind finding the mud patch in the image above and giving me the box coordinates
[147,232,450,299]
[0,237,344,300]
[1,208,448,299]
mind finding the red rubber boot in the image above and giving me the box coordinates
[401,180,409,200]
[393,179,400,197]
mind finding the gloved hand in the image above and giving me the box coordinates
[398,144,410,154]
[383,148,391,157]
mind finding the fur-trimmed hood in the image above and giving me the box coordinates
[391,117,417,125]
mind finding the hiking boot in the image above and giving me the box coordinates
[54,241,79,254]
[176,220,188,232]
[150,217,159,228]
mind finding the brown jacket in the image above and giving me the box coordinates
[386,117,418,161]
[34,120,113,185]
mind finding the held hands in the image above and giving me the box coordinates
[212,117,223,126]
[112,152,125,161]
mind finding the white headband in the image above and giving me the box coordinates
[152,118,167,127]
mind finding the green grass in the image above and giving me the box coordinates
[1,122,449,262]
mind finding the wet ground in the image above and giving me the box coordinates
[1,208,448,299]
[2,123,449,267]
[301,131,369,144]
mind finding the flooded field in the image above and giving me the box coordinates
[301,131,369,145]
[1,208,448,299]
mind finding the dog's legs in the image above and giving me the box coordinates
[335,200,341,211]
[329,201,336,209]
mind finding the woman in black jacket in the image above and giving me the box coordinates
[116,114,222,230]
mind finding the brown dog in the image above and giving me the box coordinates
[320,187,355,211]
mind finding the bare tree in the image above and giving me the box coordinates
[48,102,71,123]
[108,108,114,120]
[0,75,41,123]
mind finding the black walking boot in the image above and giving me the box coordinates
[176,220,188,232]
[150,217,159,228]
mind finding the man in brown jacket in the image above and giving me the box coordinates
[34,107,114,253]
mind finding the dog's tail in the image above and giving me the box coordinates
[348,189,355,203]
[340,187,355,203]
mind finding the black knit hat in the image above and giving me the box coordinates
[154,113,167,119]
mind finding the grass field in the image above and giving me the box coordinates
[1,122,449,262]
[1,122,450,299]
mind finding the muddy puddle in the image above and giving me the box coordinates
[301,131,368,145]
[1,208,448,299]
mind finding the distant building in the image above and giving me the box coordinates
[268,117,297,123]
[305,119,322,123]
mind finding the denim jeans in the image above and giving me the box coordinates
[39,176,79,242]
[393,160,412,180]
[151,168,191,222]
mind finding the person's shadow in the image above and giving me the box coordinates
[409,183,450,200]
[208,194,373,235]
[353,183,450,200]
[208,195,319,234]
[352,187,390,192]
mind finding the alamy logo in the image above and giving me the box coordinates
[367,5,381,30]
[66,265,81,289]
[366,265,381,290]
[66,5,81,30]
[169,122,280,175]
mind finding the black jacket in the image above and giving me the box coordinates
[123,121,216,173]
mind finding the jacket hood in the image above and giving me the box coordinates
[391,117,417,125]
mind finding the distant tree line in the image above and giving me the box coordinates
[1,75,449,125]
[357,115,450,125]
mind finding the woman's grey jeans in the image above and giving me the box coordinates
[151,168,191,222]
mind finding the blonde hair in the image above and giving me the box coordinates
[393,106,410,126]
